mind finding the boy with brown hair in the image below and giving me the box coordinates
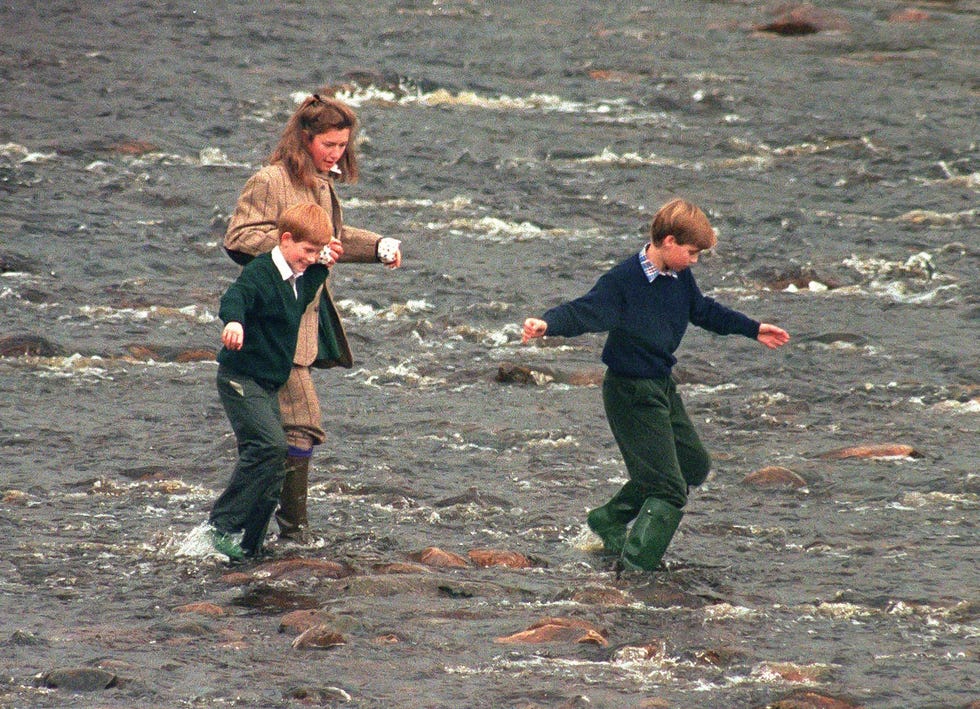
[522,198,790,572]
[208,202,335,561]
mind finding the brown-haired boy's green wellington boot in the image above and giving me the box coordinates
[587,505,628,555]
[620,497,683,572]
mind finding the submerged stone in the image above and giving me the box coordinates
[754,4,851,35]
[291,624,346,649]
[0,334,65,357]
[468,548,533,569]
[742,466,808,488]
[761,688,862,708]
[371,561,433,574]
[495,617,608,646]
[174,602,225,617]
[41,667,118,692]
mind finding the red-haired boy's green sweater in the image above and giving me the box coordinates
[218,253,328,390]
[542,254,760,379]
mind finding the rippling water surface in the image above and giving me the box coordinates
[1,1,977,707]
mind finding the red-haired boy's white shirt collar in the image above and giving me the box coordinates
[271,246,300,296]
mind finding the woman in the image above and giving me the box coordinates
[223,94,401,546]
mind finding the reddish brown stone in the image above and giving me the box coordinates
[278,609,327,635]
[109,140,159,155]
[766,689,862,708]
[888,9,930,23]
[410,547,470,568]
[742,466,808,488]
[495,617,608,646]
[818,444,922,460]
[174,602,225,617]
[468,549,533,569]
[372,634,401,644]
[219,571,253,586]
[251,558,354,581]
[291,624,346,649]
[174,349,216,363]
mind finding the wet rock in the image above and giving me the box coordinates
[1,490,29,505]
[759,688,862,708]
[291,624,347,649]
[279,609,328,635]
[410,547,470,568]
[434,486,513,509]
[693,645,748,667]
[495,617,608,646]
[753,661,834,683]
[124,344,216,363]
[41,667,118,691]
[152,619,214,638]
[497,361,556,385]
[232,587,319,612]
[749,265,843,291]
[278,609,362,635]
[755,4,851,36]
[611,641,667,664]
[468,548,533,569]
[438,584,475,599]
[629,582,708,609]
[174,602,225,617]
[219,571,253,586]
[742,466,808,488]
[496,361,604,386]
[327,575,479,600]
[372,633,401,644]
[889,8,930,23]
[371,561,433,574]
[249,558,355,581]
[796,332,868,347]
[6,629,47,646]
[0,250,34,274]
[553,586,631,606]
[817,444,922,460]
[108,139,159,155]
[0,333,66,357]
[283,685,353,704]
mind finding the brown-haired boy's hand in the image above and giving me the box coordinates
[757,323,790,349]
[522,318,548,343]
[222,322,244,350]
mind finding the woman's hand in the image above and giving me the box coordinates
[318,238,344,267]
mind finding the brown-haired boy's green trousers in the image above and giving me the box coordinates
[590,370,711,570]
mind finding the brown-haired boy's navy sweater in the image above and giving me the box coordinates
[542,254,760,380]
[218,253,328,390]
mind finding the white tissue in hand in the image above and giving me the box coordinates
[377,237,400,264]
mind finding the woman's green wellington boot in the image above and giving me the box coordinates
[620,497,683,572]
[586,505,628,555]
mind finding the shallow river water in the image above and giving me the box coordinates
[1,1,977,707]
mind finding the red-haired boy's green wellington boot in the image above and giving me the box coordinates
[620,497,683,572]
[587,505,628,555]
